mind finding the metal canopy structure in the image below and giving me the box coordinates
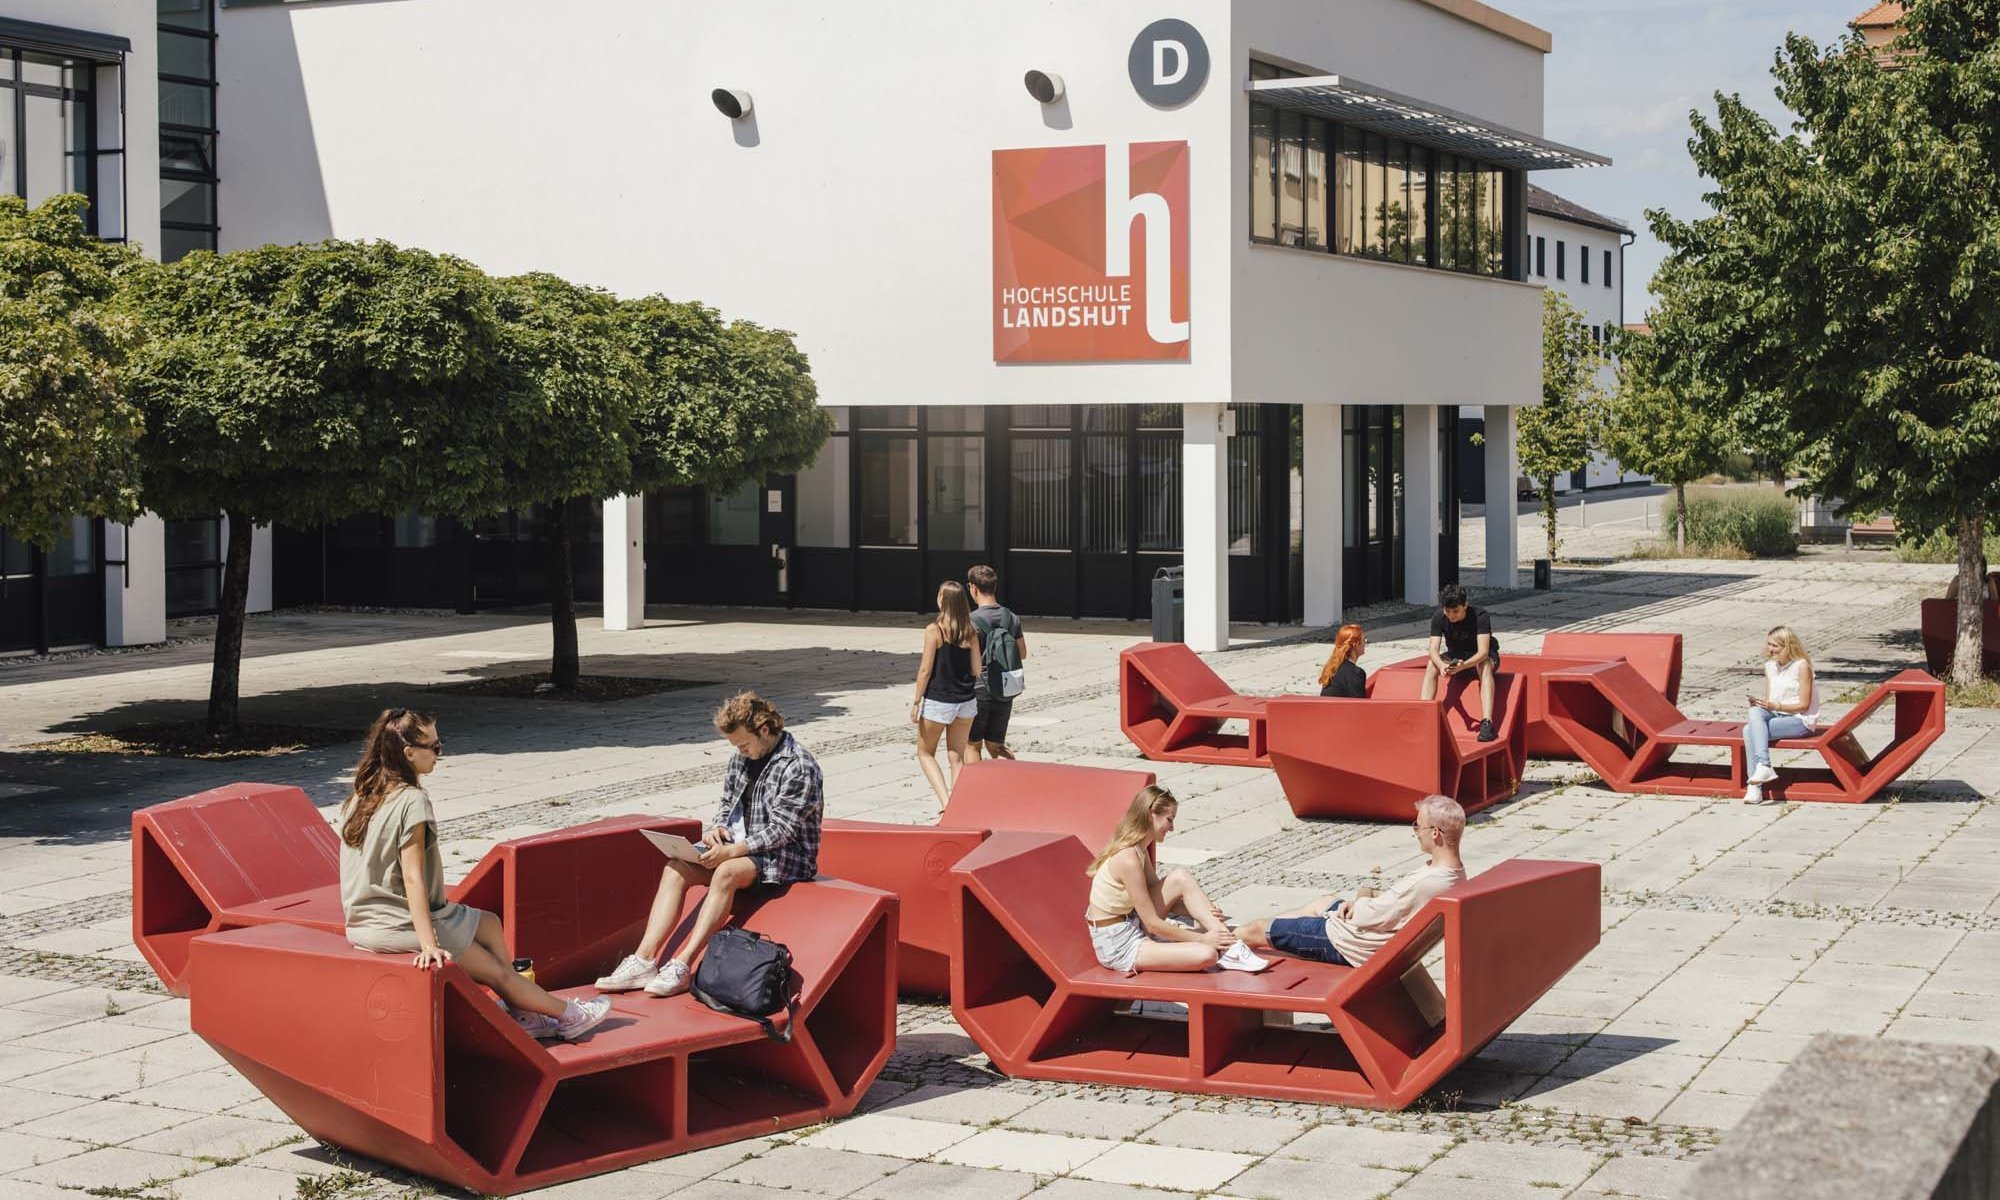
[1248,76,1609,170]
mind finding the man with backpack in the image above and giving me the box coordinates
[966,565,1027,761]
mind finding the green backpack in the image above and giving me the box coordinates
[973,610,1026,699]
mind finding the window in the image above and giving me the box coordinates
[1405,144,1429,266]
[647,489,698,546]
[159,0,218,261]
[1604,249,1613,288]
[1302,117,1327,250]
[164,515,222,617]
[1535,236,1546,277]
[926,408,985,551]
[1227,405,1259,556]
[1249,102,1276,242]
[795,410,850,548]
[392,514,436,548]
[706,480,760,545]
[0,48,99,225]
[1009,406,1070,550]
[1581,244,1590,284]
[1276,109,1303,247]
[1080,407,1129,554]
[1556,240,1566,280]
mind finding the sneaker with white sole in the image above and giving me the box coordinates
[1748,763,1779,785]
[514,1011,560,1039]
[1216,942,1273,973]
[1744,785,1772,805]
[594,954,658,992]
[555,997,612,1041]
[644,959,693,998]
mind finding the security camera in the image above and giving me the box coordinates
[711,89,753,120]
[1023,70,1065,104]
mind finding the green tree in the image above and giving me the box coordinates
[122,240,515,733]
[1518,288,1605,564]
[1602,323,1729,552]
[0,195,146,547]
[1650,0,2000,686]
[483,273,638,693]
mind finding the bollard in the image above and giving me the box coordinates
[1150,566,1185,643]
[1533,559,1552,590]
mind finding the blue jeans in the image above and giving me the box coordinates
[1266,902,1351,965]
[1744,707,1811,768]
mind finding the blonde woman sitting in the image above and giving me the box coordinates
[1744,624,1819,805]
[1085,785,1268,975]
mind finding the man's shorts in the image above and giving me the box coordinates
[971,692,1014,744]
[1265,902,1351,965]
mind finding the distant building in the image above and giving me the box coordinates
[1852,1,1910,63]
[1458,184,1641,501]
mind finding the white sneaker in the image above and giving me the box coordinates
[1744,785,1770,805]
[594,954,658,992]
[1748,763,1779,785]
[644,959,693,997]
[515,1011,560,1039]
[1217,942,1273,973]
[555,997,612,1041]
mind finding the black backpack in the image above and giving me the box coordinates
[690,926,797,1041]
[973,609,1026,699]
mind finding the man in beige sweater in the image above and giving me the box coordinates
[1238,795,1466,967]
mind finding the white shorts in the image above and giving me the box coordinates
[1089,914,1148,974]
[920,697,978,724]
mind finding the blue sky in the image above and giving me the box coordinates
[1504,0,1862,318]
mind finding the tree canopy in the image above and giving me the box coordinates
[1518,288,1606,564]
[0,195,146,547]
[1649,0,2000,682]
[1602,320,1729,551]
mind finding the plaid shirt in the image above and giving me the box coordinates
[713,731,823,884]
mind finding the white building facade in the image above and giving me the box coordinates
[1524,183,1640,491]
[3,0,1605,655]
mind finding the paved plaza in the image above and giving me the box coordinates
[0,550,1994,1199]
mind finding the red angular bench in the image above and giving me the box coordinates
[1378,631,1684,770]
[1120,642,1271,766]
[1919,587,2000,677]
[149,803,895,1196]
[1543,660,1945,802]
[133,783,346,995]
[819,760,1148,995]
[1264,670,1524,821]
[950,831,1598,1108]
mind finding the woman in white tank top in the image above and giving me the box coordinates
[1743,625,1818,804]
[1083,786,1268,975]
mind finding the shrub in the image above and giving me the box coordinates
[1895,526,2000,565]
[1667,489,1798,557]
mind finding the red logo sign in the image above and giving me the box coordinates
[992,141,1190,363]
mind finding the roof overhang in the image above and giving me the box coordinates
[1248,76,1609,171]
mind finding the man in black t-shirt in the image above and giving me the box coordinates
[966,564,1027,761]
[1423,583,1500,742]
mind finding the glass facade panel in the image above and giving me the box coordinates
[795,437,850,547]
[1136,437,1181,551]
[1137,404,1182,429]
[1009,438,1070,550]
[158,29,209,79]
[707,480,760,545]
[166,564,218,617]
[1382,140,1411,262]
[19,53,62,87]
[856,406,916,429]
[159,0,212,31]
[1407,145,1430,266]
[1276,109,1303,247]
[1079,405,1128,432]
[1302,117,1327,250]
[22,94,76,204]
[649,488,698,546]
[925,407,982,432]
[1249,102,1276,242]
[160,131,213,175]
[1010,404,1069,430]
[161,178,214,225]
[1081,436,1126,553]
[165,516,219,565]
[858,437,918,545]
[160,226,215,261]
[159,79,212,129]
[926,435,984,551]
[392,514,436,548]
[1228,433,1259,556]
[0,529,32,578]
[1335,126,1362,256]
[46,516,93,576]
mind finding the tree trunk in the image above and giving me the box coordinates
[1674,482,1688,553]
[1952,506,1985,690]
[206,514,256,736]
[1540,476,1560,564]
[546,499,580,692]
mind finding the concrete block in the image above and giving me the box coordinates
[1683,1034,2000,1200]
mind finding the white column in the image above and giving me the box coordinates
[602,494,646,630]
[1181,402,1230,652]
[104,515,166,647]
[1402,405,1440,606]
[1302,403,1342,627]
[243,521,273,614]
[1483,404,1518,589]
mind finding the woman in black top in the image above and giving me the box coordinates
[1318,624,1368,698]
[910,581,983,805]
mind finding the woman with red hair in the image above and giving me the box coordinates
[1317,624,1368,698]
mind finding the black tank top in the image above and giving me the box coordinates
[925,632,977,704]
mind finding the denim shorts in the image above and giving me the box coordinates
[1266,903,1350,966]
[919,697,978,724]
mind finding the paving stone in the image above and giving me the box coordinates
[713,1144,909,1195]
[796,1112,979,1159]
[1218,1157,1408,1200]
[121,1112,297,1160]
[1069,1142,1258,1192]
[1007,1096,1166,1140]
[0,1086,87,1128]
[13,1097,197,1145]
[1431,1140,1599,1187]
[845,1161,1042,1200]
[874,1082,1041,1126]
[1274,1125,1447,1170]
[0,1128,86,1173]
[1139,1110,1311,1155]
[6,1143,191,1189]
[1579,1152,1701,1198]
[936,1128,1119,1174]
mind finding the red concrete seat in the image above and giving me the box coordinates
[178,818,896,1196]
[1377,632,1683,767]
[819,761,1148,995]
[132,783,345,995]
[1263,671,1523,821]
[1120,643,1271,766]
[1919,595,2000,677]
[950,832,1598,1108]
[1544,660,1946,802]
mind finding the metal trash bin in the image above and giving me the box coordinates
[1151,565,1185,643]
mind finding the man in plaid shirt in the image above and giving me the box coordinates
[595,691,824,998]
